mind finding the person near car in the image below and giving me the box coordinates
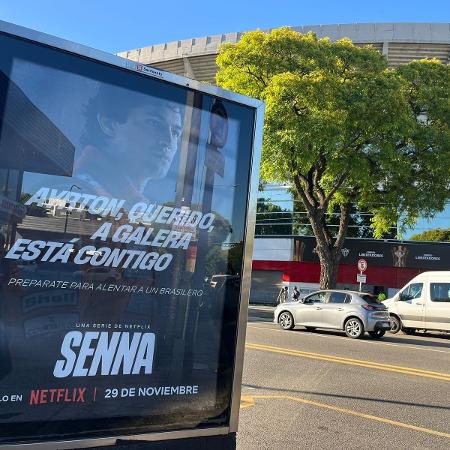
[292,286,300,301]
[277,286,288,304]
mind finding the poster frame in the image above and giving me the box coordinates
[0,19,264,449]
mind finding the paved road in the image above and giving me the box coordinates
[237,306,450,449]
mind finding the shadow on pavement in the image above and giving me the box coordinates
[247,308,274,323]
[246,306,450,348]
[380,334,450,348]
[242,383,450,411]
[285,328,450,349]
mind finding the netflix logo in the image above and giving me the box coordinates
[29,387,88,405]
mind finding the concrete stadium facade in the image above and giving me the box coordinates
[118,23,450,83]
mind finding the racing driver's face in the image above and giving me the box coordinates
[112,101,182,179]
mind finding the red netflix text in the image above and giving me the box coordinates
[29,388,86,405]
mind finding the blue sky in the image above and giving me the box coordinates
[1,0,448,236]
[0,0,449,53]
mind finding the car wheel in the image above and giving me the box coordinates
[403,328,416,335]
[344,318,364,339]
[278,311,294,330]
[305,327,316,332]
[389,315,401,334]
[368,330,386,339]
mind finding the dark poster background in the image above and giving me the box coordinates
[0,31,255,444]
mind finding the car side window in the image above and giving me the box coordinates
[328,292,348,304]
[409,283,423,299]
[399,283,423,301]
[430,283,450,303]
[305,292,326,304]
[398,286,409,301]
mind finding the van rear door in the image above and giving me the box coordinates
[425,282,450,332]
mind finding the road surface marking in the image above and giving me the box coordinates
[246,342,450,381]
[240,396,255,409]
[247,324,450,354]
[241,394,450,440]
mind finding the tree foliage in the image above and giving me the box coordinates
[216,28,450,287]
[410,228,450,242]
[21,193,47,217]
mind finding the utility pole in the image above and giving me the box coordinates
[63,184,81,236]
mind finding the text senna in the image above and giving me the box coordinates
[53,331,155,378]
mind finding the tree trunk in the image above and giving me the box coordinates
[307,203,351,289]
[317,249,339,289]
[292,172,351,290]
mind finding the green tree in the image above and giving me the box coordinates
[227,241,244,274]
[204,246,227,277]
[216,28,450,288]
[410,228,450,242]
[20,193,47,217]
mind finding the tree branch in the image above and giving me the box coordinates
[334,202,351,254]
[245,67,267,88]
[292,173,314,214]
[289,146,319,208]
[320,209,334,246]
[323,171,349,210]
[314,149,327,204]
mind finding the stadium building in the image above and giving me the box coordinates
[118,23,450,303]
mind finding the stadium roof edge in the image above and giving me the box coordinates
[117,22,450,59]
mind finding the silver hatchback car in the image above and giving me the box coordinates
[274,290,391,338]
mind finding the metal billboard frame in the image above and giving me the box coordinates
[0,19,263,449]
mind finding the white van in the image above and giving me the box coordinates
[384,271,450,334]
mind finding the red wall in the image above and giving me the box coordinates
[252,260,424,289]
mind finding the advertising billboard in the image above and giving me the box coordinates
[0,21,263,447]
[293,236,450,269]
